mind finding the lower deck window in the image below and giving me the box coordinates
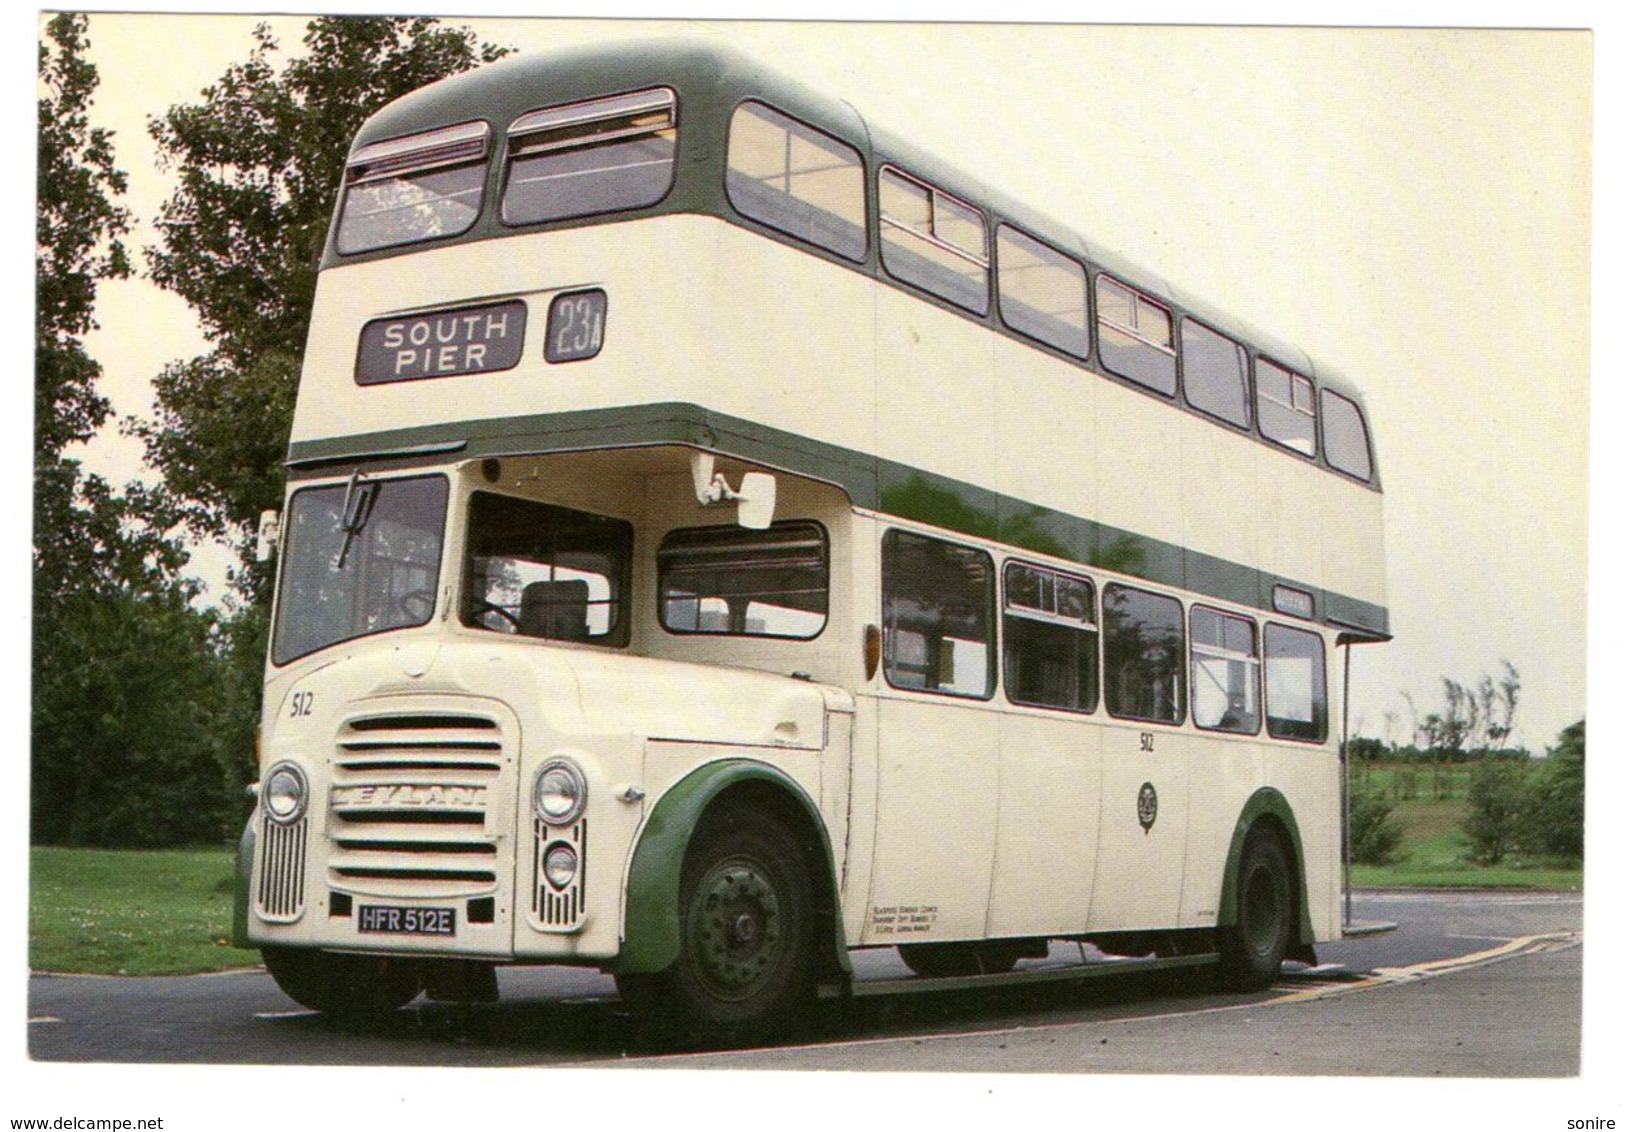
[882,530,994,698]
[1003,561,1097,712]
[461,492,633,645]
[1103,583,1185,724]
[659,521,829,638]
[1264,623,1328,742]
[1190,606,1260,734]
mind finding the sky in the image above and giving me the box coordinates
[13,2,1620,1125]
[58,10,1594,752]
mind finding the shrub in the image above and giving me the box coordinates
[1348,777,1406,865]
[1523,720,1584,863]
[1463,758,1530,865]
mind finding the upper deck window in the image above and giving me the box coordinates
[996,226,1090,360]
[336,121,490,255]
[1321,388,1374,481]
[1181,318,1251,428]
[1257,358,1317,457]
[502,87,677,226]
[1097,275,1176,396]
[879,167,990,315]
[727,101,866,262]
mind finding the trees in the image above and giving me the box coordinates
[137,17,507,566]
[34,15,242,846]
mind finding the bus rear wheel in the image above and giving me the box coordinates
[617,810,816,1045]
[261,946,422,1020]
[1217,828,1294,990]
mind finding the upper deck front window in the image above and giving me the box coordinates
[336,121,490,255]
[502,87,677,226]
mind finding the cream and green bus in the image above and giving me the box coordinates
[235,40,1390,1042]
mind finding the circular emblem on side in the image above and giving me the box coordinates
[1137,782,1159,833]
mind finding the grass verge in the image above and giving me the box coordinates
[29,845,258,975]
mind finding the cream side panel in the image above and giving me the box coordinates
[1178,735,1265,928]
[874,288,999,491]
[1262,743,1343,942]
[1092,382,1188,559]
[985,711,1101,938]
[293,217,880,460]
[1251,444,1326,592]
[1181,415,1263,583]
[992,335,1100,550]
[1321,482,1388,609]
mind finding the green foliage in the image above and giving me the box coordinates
[1523,720,1584,862]
[137,16,508,552]
[1348,777,1405,865]
[1463,757,1530,865]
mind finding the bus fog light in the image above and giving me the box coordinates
[542,843,579,890]
[533,759,587,825]
[264,762,308,824]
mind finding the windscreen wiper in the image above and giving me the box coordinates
[334,468,379,569]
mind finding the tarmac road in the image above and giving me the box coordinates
[27,890,1583,1076]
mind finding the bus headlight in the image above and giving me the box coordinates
[263,761,309,825]
[542,842,579,890]
[533,758,587,825]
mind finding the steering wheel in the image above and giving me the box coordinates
[398,589,437,621]
[467,600,522,633]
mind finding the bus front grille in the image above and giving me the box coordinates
[256,818,308,920]
[327,711,510,898]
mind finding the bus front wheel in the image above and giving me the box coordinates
[261,946,422,1020]
[617,810,816,1045]
[1217,828,1294,990]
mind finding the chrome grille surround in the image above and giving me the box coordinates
[327,709,509,898]
[255,816,309,921]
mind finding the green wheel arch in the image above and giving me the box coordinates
[614,759,850,979]
[1218,788,1316,947]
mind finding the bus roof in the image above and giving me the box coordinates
[347,37,1368,408]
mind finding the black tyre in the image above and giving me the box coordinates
[616,810,816,1045]
[1217,828,1294,990]
[898,939,1024,978]
[261,946,422,1019]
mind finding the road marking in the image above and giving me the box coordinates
[1271,931,1580,1004]
[253,1009,319,1020]
[28,1016,62,1024]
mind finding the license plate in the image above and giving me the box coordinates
[357,904,456,936]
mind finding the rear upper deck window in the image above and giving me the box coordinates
[1097,275,1176,396]
[879,167,990,315]
[727,101,867,262]
[1321,388,1374,481]
[502,87,677,226]
[336,121,491,255]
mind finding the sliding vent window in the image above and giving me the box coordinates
[879,168,989,314]
[503,88,677,226]
[1321,389,1373,481]
[997,227,1090,360]
[727,101,867,262]
[659,522,828,639]
[1003,561,1098,713]
[1181,319,1251,427]
[336,121,490,254]
[461,492,633,646]
[1257,359,1317,456]
[1102,584,1185,724]
[882,530,995,698]
[1097,275,1176,396]
[1190,606,1260,734]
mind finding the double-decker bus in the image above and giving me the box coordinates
[236,39,1390,1041]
